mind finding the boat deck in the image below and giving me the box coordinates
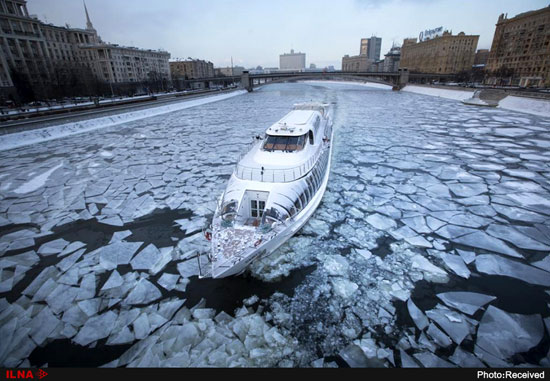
[213,227,257,261]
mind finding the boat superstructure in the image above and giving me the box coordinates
[200,102,334,278]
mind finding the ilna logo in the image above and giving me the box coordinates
[5,369,48,379]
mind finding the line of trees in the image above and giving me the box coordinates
[3,65,170,106]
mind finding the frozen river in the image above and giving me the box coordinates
[0,82,549,367]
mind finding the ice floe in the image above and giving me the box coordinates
[436,292,496,316]
[475,306,544,362]
[475,254,550,287]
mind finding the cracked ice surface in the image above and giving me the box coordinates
[1,82,550,368]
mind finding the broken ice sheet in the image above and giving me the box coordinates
[448,183,487,198]
[130,244,162,271]
[28,305,61,346]
[456,249,475,264]
[411,255,448,283]
[37,238,69,256]
[157,273,180,291]
[439,253,471,279]
[323,255,349,276]
[407,298,428,330]
[436,292,496,316]
[426,305,475,345]
[449,347,485,368]
[476,305,544,361]
[531,255,550,272]
[399,349,419,368]
[426,323,452,347]
[177,258,199,278]
[486,224,550,251]
[413,351,454,368]
[331,278,358,299]
[99,241,143,270]
[109,230,132,243]
[101,270,123,291]
[451,231,522,259]
[366,213,396,230]
[123,278,161,305]
[476,254,550,287]
[73,310,118,346]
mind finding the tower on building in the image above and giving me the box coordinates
[83,1,95,31]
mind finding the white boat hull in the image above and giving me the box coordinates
[212,134,333,278]
[207,102,335,279]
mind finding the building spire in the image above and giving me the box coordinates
[84,0,94,30]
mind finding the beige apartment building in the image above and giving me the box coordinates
[485,6,550,87]
[81,44,170,84]
[400,31,479,74]
[341,54,373,72]
[0,0,170,98]
[170,59,214,79]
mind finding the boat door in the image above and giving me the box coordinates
[242,190,269,226]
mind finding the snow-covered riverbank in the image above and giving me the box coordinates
[0,90,247,152]
[403,84,550,117]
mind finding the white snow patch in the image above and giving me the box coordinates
[13,163,63,194]
[499,95,550,117]
[402,85,474,101]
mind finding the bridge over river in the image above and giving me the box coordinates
[176,69,457,91]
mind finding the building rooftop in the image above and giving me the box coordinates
[500,6,550,23]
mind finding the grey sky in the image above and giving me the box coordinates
[27,0,548,69]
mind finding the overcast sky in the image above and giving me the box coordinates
[27,0,548,69]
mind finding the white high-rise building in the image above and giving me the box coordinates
[279,49,306,71]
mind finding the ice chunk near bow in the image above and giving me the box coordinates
[437,292,496,316]
[123,279,162,305]
[475,305,544,362]
[99,241,143,270]
[130,244,171,274]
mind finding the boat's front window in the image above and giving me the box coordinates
[220,200,238,222]
[261,206,288,226]
[262,134,306,152]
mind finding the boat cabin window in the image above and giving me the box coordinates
[308,130,314,145]
[263,134,307,152]
[250,200,265,218]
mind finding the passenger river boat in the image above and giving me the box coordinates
[199,102,334,278]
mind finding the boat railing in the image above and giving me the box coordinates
[234,143,326,183]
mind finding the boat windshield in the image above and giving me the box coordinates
[220,200,238,222]
[262,134,306,152]
[260,206,289,226]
